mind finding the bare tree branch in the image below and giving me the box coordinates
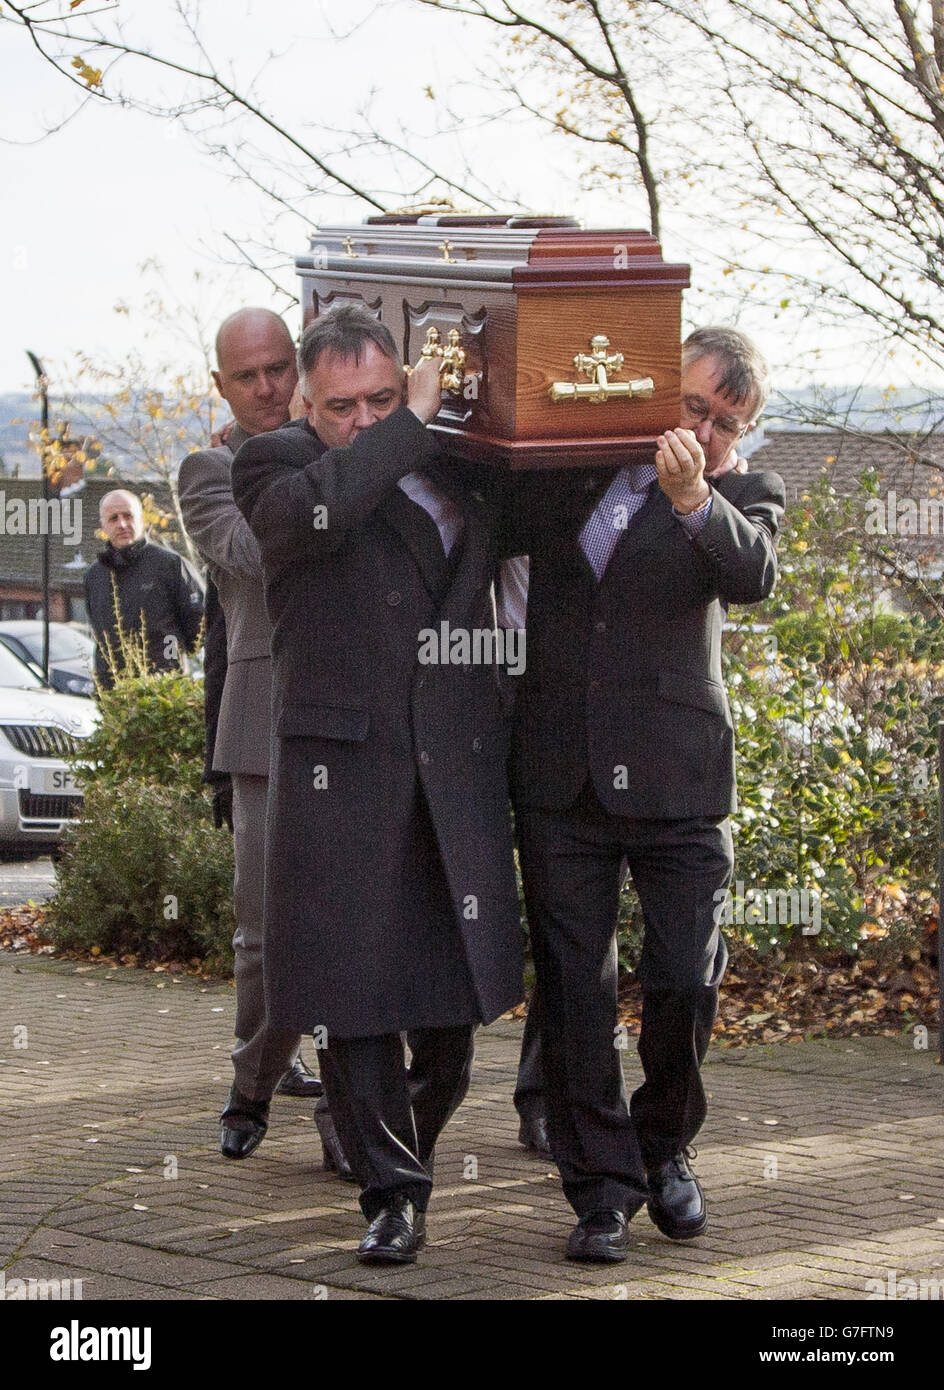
[220,234,300,307]
[0,0,390,207]
[415,0,663,236]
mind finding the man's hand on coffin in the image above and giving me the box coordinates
[655,428,712,514]
[406,352,444,424]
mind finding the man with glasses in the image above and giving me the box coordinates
[501,325,785,1261]
[513,326,765,1157]
[678,326,761,474]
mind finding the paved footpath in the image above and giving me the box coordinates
[1,949,942,1303]
[0,856,56,908]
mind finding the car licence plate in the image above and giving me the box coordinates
[29,767,81,795]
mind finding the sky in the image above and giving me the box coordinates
[0,0,929,405]
[0,2,471,393]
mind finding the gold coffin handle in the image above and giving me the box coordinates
[414,325,468,397]
[549,378,655,404]
[549,333,654,405]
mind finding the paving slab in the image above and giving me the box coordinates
[1,947,942,1307]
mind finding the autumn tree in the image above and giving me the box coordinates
[673,1,944,375]
[415,1,684,238]
[5,0,944,391]
[0,0,512,253]
[416,1,944,382]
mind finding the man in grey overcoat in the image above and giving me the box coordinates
[179,309,346,1170]
[232,306,523,1264]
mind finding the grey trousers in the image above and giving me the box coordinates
[230,772,301,1101]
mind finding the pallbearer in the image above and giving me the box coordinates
[233,306,522,1264]
[500,326,785,1260]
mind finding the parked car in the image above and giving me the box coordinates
[0,621,96,698]
[0,642,98,854]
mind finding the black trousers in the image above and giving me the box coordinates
[514,897,624,1121]
[320,1026,475,1220]
[515,779,732,1217]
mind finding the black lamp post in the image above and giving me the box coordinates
[25,350,51,686]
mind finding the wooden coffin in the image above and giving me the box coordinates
[296,214,690,469]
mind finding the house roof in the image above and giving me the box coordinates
[750,429,944,567]
[751,429,944,504]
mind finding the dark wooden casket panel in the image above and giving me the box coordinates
[297,215,690,469]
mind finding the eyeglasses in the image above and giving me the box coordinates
[681,395,751,442]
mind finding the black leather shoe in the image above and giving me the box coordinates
[356,1197,426,1265]
[219,1088,269,1160]
[314,1108,356,1183]
[275,1058,324,1098]
[518,1115,552,1156]
[566,1209,628,1263]
[647,1151,707,1239]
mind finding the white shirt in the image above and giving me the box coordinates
[398,471,464,557]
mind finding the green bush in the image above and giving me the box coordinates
[83,618,207,793]
[48,631,236,970]
[78,670,207,795]
[48,780,235,969]
[721,473,941,956]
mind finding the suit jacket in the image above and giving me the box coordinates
[501,465,785,820]
[179,423,291,776]
[232,407,523,1038]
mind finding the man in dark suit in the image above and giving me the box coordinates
[232,306,523,1264]
[178,309,343,1168]
[503,327,785,1261]
[511,327,765,1157]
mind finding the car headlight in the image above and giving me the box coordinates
[66,677,95,696]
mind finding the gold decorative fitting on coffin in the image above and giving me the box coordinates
[342,236,358,258]
[549,334,655,405]
[419,326,443,359]
[417,326,468,396]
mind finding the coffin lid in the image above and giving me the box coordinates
[299,214,689,291]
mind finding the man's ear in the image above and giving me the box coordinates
[211,370,224,397]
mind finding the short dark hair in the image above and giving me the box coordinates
[682,326,770,418]
[298,304,400,380]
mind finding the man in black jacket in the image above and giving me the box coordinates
[503,327,785,1262]
[84,489,204,687]
[512,327,769,1158]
